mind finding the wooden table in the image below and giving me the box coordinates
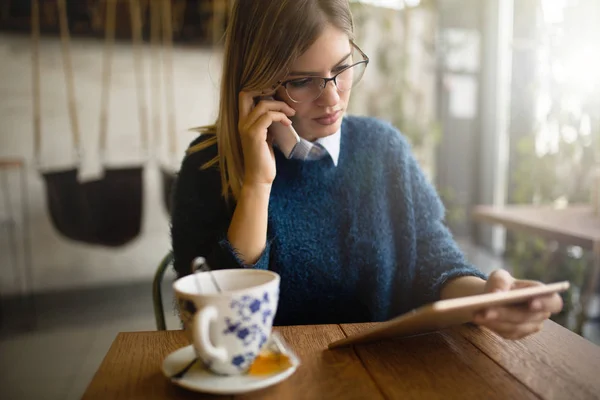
[82,322,600,399]
[473,204,600,333]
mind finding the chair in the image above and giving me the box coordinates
[153,251,174,331]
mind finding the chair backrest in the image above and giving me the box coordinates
[153,251,174,330]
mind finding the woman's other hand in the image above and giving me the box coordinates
[474,270,564,340]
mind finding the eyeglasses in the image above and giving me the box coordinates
[276,42,369,104]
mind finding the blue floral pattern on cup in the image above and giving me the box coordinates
[231,352,256,371]
[175,274,279,375]
[223,320,265,346]
[262,309,273,325]
[230,293,270,321]
[222,291,273,370]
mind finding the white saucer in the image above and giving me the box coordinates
[162,345,299,395]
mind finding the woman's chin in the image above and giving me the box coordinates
[307,119,343,140]
[293,116,343,141]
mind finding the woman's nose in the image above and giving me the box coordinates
[316,79,340,107]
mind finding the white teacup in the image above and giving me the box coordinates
[174,266,280,376]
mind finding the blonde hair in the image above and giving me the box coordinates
[189,0,354,202]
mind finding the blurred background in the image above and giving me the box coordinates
[0,0,599,398]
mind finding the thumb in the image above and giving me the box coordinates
[485,269,515,293]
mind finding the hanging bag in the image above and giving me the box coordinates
[32,0,146,247]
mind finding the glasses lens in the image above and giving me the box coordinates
[285,45,368,102]
[336,62,367,92]
[285,78,322,103]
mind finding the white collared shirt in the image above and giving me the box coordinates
[313,129,340,166]
[282,128,341,166]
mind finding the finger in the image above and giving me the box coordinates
[477,318,542,335]
[483,321,544,340]
[474,306,551,325]
[512,279,542,289]
[486,269,515,293]
[250,111,293,136]
[238,91,257,121]
[244,99,296,129]
[529,293,563,314]
[474,305,508,320]
[474,307,499,323]
[474,307,497,321]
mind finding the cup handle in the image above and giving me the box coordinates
[193,306,228,363]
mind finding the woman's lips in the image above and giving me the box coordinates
[314,110,341,125]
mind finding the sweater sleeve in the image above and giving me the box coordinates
[170,137,271,278]
[406,149,487,306]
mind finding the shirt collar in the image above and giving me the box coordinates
[314,128,341,166]
[275,126,342,166]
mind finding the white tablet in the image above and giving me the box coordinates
[328,281,570,349]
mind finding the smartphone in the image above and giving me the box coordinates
[256,96,300,158]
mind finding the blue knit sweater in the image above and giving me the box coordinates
[171,116,485,326]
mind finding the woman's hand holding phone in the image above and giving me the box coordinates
[227,92,295,265]
[238,91,296,187]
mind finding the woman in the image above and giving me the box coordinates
[171,0,562,339]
